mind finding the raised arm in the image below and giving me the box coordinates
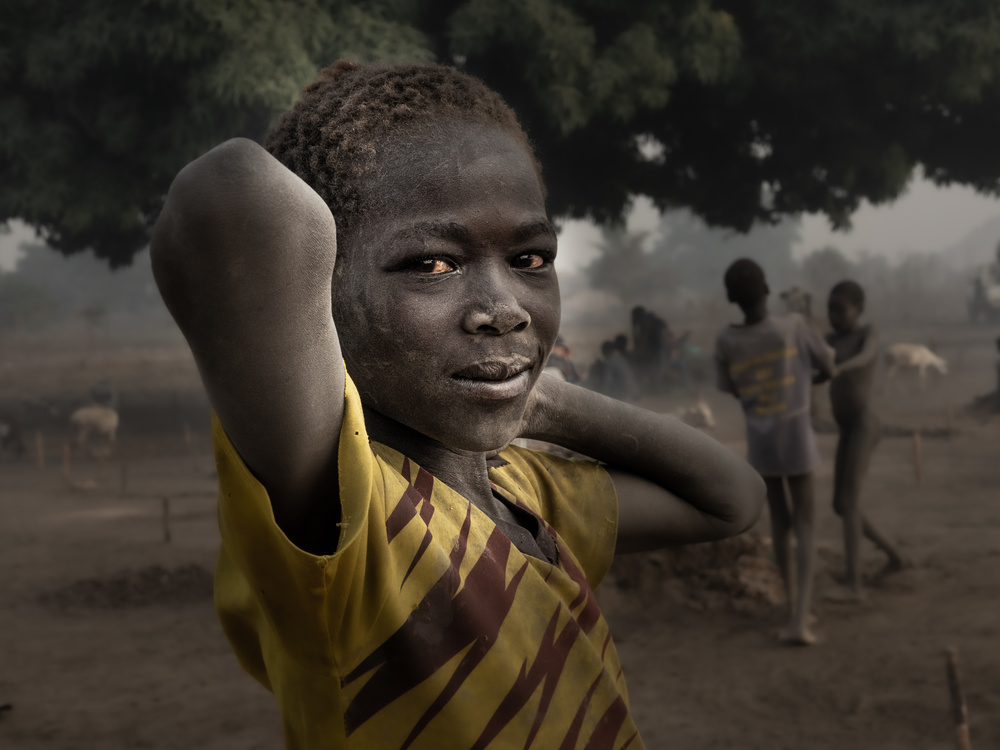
[150,138,344,545]
[800,316,837,384]
[522,377,765,553]
[834,324,881,374]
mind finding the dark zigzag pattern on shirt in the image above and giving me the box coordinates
[560,674,640,750]
[470,514,622,749]
[342,504,529,741]
[384,458,436,586]
[519,497,603,628]
[471,604,582,749]
[519,497,635,748]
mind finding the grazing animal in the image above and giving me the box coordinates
[69,405,119,450]
[884,343,948,389]
[675,397,716,429]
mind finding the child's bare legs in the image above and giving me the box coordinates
[829,418,907,601]
[763,477,792,613]
[764,474,817,645]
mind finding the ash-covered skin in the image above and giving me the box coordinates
[331,122,560,487]
[824,287,907,600]
[826,293,877,426]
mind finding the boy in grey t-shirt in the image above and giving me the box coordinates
[715,259,836,645]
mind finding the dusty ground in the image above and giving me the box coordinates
[1,322,998,749]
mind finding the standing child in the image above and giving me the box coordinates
[714,259,836,645]
[825,280,908,602]
[151,61,764,749]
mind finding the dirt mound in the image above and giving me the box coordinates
[601,532,785,623]
[40,564,213,610]
[670,533,785,614]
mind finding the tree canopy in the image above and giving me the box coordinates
[4,0,1000,266]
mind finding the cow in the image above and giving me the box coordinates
[884,343,948,389]
[69,405,119,451]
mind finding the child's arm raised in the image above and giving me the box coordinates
[801,315,837,382]
[521,377,765,553]
[151,138,344,545]
[835,325,881,374]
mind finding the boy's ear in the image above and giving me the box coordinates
[763,283,770,297]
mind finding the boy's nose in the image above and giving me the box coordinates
[461,276,531,335]
[463,302,531,335]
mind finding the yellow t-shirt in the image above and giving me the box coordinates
[212,372,643,749]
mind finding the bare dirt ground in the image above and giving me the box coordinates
[1,322,998,749]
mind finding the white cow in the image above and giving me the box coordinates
[884,343,947,389]
[69,405,119,449]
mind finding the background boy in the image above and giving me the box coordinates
[825,280,908,602]
[151,61,764,748]
[715,259,836,645]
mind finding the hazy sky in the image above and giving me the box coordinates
[4,176,1000,274]
[555,177,1000,274]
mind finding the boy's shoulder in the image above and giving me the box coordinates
[716,315,785,345]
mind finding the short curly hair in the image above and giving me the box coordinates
[724,258,768,308]
[829,279,865,309]
[265,60,543,239]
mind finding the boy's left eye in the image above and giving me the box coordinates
[413,258,455,274]
[512,253,547,269]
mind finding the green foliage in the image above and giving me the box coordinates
[4,0,1000,267]
[1,0,336,267]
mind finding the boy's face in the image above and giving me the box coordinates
[333,123,560,452]
[827,293,861,333]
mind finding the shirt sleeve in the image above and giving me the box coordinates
[212,371,378,677]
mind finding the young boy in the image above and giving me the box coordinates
[714,259,835,645]
[151,61,764,749]
[825,280,908,601]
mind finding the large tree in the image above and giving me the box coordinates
[4,0,1000,266]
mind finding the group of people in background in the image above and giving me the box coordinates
[548,258,912,646]
[547,307,692,401]
[715,258,908,645]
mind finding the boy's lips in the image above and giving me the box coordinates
[451,357,534,400]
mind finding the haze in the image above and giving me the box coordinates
[555,176,1000,274]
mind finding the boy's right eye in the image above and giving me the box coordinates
[409,257,455,274]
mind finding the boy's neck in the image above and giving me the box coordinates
[831,323,862,337]
[362,406,495,508]
[740,300,768,326]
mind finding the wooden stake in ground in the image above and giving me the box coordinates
[912,430,924,485]
[35,431,44,469]
[184,423,193,452]
[162,497,172,544]
[945,647,972,750]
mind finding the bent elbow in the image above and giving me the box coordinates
[716,468,766,538]
[735,470,767,533]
